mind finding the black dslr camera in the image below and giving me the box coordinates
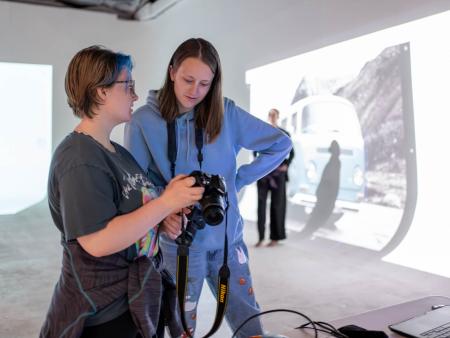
[175,171,227,246]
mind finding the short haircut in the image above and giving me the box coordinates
[269,108,280,117]
[65,45,133,118]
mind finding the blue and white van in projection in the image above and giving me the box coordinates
[283,94,365,216]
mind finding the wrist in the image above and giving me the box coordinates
[155,194,174,216]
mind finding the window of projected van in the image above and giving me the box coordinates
[0,62,52,215]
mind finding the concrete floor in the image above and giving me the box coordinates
[1,200,449,337]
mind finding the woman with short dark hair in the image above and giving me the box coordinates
[40,45,203,338]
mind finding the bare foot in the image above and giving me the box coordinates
[255,240,264,248]
[267,240,278,247]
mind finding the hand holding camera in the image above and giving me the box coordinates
[160,208,190,240]
[160,174,205,212]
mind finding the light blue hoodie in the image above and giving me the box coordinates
[124,90,292,251]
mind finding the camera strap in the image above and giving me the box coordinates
[175,200,230,338]
[167,120,203,177]
[166,120,230,338]
[167,120,177,178]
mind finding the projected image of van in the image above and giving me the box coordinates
[286,95,365,216]
[242,32,418,252]
[240,11,450,278]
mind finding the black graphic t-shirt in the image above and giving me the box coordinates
[47,132,161,326]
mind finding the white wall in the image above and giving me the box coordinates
[0,1,154,145]
[1,0,450,148]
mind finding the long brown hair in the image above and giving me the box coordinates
[158,38,224,142]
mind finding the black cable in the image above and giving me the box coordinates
[299,321,335,332]
[299,326,343,336]
[315,321,340,332]
[300,322,344,337]
[231,309,318,338]
[298,321,349,338]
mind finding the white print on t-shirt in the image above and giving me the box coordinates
[121,172,153,199]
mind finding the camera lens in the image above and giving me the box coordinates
[202,206,224,225]
[199,193,225,225]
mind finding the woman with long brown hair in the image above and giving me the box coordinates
[125,38,292,337]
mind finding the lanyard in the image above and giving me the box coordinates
[167,120,203,177]
[166,119,230,338]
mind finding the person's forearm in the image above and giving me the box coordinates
[78,196,173,257]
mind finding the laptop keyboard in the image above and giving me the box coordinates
[421,322,450,338]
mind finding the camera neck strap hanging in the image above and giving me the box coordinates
[166,119,230,338]
[167,120,203,177]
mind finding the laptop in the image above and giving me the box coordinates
[389,306,450,338]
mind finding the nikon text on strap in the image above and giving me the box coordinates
[166,119,230,338]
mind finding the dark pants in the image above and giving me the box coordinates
[257,172,287,241]
[80,311,143,338]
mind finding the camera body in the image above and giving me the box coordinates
[190,170,227,226]
[175,171,227,246]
